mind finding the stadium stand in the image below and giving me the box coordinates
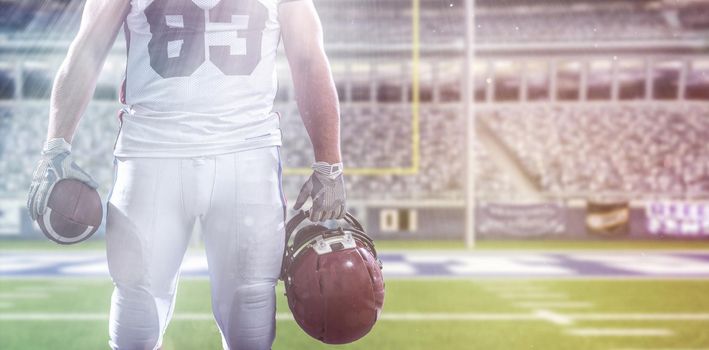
[0,106,10,158]
[480,103,709,196]
[0,1,36,31]
[2,102,707,201]
[2,0,708,44]
[0,104,118,196]
[316,6,691,44]
[678,3,709,30]
[0,0,708,204]
[0,104,469,200]
[315,0,709,44]
[475,10,672,43]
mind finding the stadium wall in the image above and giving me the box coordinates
[359,202,708,241]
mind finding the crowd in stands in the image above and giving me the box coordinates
[0,104,468,201]
[2,102,707,201]
[474,10,673,43]
[0,104,118,198]
[678,4,709,30]
[1,0,708,202]
[0,107,10,158]
[481,103,709,196]
[315,5,701,45]
[1,0,708,44]
[281,104,468,200]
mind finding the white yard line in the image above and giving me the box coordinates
[0,292,47,299]
[3,275,709,281]
[481,282,548,288]
[2,312,709,322]
[499,293,569,300]
[516,301,593,309]
[569,313,709,321]
[612,348,709,350]
[534,309,573,325]
[484,288,552,293]
[0,312,541,322]
[482,286,551,293]
[566,328,674,337]
[16,286,77,292]
[377,313,539,321]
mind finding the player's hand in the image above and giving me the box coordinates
[27,138,98,220]
[294,162,346,222]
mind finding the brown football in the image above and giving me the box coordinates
[37,179,103,245]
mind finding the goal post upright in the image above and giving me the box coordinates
[464,0,477,249]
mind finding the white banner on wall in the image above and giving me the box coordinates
[477,202,566,237]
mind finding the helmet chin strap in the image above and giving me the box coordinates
[284,210,365,244]
[284,210,310,242]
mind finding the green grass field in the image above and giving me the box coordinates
[2,239,709,349]
[1,278,709,349]
[2,238,709,251]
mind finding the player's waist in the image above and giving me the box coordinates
[114,108,282,158]
[127,103,277,118]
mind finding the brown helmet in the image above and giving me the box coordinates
[280,210,385,344]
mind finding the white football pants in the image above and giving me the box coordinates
[105,146,286,350]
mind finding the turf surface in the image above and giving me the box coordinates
[2,237,708,349]
[1,279,708,349]
[2,238,709,251]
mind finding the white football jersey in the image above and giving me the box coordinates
[115,0,287,157]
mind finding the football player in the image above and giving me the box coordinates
[26,0,346,349]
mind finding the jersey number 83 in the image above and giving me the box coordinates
[144,0,268,78]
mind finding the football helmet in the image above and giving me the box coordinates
[280,210,384,344]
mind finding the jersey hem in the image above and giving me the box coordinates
[113,138,283,158]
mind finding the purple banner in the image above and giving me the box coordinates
[646,201,709,237]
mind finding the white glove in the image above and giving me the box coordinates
[294,162,346,222]
[27,138,98,220]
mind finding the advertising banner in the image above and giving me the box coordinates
[586,201,630,237]
[477,202,566,237]
[646,201,709,237]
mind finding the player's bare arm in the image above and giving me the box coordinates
[279,0,341,164]
[279,0,347,221]
[27,0,129,221]
[48,0,130,143]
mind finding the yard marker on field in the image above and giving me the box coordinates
[482,286,551,294]
[16,286,77,292]
[567,328,673,337]
[516,301,593,309]
[484,287,552,293]
[377,313,539,321]
[612,348,709,350]
[2,312,709,322]
[499,292,569,300]
[0,292,47,299]
[0,312,540,322]
[569,313,709,321]
[534,309,573,325]
[481,282,548,288]
[481,283,550,289]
